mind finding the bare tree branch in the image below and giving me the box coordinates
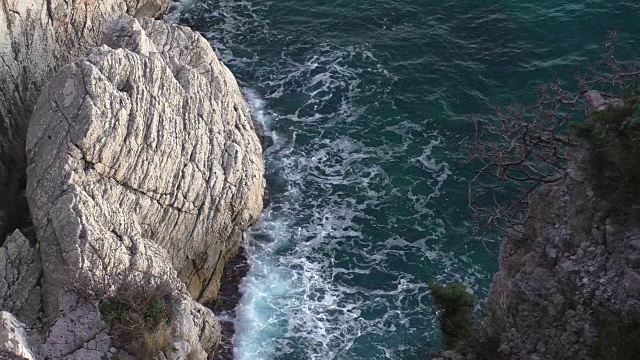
[467,32,640,233]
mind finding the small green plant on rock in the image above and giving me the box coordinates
[573,94,640,208]
[429,282,475,351]
[99,286,172,360]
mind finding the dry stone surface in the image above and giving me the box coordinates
[485,164,640,360]
[0,230,42,328]
[0,0,168,239]
[22,14,262,359]
[0,311,36,360]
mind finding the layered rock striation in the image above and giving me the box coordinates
[27,13,264,318]
[0,230,42,329]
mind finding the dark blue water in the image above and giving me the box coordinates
[178,1,640,359]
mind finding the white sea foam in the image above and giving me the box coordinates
[235,86,463,359]
[164,0,198,23]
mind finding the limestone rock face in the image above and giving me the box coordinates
[0,311,37,360]
[0,230,42,328]
[0,0,168,238]
[25,14,263,358]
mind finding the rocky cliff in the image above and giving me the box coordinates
[481,140,640,358]
[433,91,640,360]
[0,2,265,359]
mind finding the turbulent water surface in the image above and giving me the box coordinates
[178,1,640,359]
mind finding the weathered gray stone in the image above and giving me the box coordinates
[623,269,640,299]
[628,239,640,251]
[27,12,264,307]
[25,14,263,358]
[0,0,169,240]
[0,230,42,327]
[545,245,557,260]
[584,90,606,114]
[0,312,36,360]
[42,291,111,360]
[442,350,464,360]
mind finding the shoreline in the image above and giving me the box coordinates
[211,246,251,359]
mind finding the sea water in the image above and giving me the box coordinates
[177,1,640,359]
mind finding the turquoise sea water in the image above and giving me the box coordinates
[178,1,640,359]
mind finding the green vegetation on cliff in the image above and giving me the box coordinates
[592,315,640,360]
[435,38,640,360]
[428,282,475,351]
[99,288,172,359]
[574,90,640,208]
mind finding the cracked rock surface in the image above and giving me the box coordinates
[41,291,113,360]
[0,0,168,239]
[22,14,263,359]
[0,230,42,328]
[0,311,37,360]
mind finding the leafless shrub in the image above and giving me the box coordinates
[467,31,640,233]
[467,84,581,232]
[578,31,640,95]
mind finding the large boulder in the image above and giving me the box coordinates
[0,0,168,239]
[25,14,263,357]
